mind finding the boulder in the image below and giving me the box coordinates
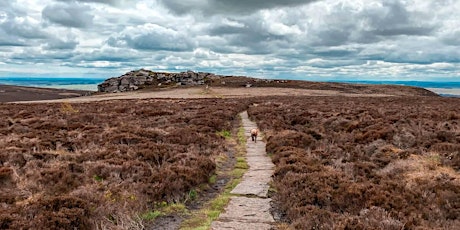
[97,69,225,93]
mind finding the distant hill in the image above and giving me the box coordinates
[0,85,90,103]
[98,69,438,97]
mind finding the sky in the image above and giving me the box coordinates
[1,0,460,81]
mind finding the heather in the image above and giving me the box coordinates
[0,99,248,229]
[248,96,460,229]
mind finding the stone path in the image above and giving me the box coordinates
[211,111,275,230]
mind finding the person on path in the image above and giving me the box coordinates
[251,128,259,143]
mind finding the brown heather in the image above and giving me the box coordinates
[248,96,460,229]
[0,99,248,229]
[1,94,459,229]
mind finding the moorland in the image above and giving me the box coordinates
[0,85,89,103]
[0,76,459,229]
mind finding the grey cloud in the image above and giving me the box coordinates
[372,27,434,37]
[0,1,12,9]
[312,28,352,46]
[357,38,460,64]
[362,1,436,37]
[309,59,365,69]
[384,50,460,64]
[210,0,318,13]
[75,48,142,62]
[56,0,127,6]
[305,1,436,47]
[159,0,319,15]
[206,16,293,55]
[10,49,74,62]
[42,3,94,28]
[0,13,48,47]
[44,36,79,50]
[0,1,48,42]
[0,1,19,15]
[311,48,360,58]
[107,24,194,51]
[209,24,247,36]
[0,37,26,47]
[1,19,48,40]
[442,31,460,46]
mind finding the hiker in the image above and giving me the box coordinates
[250,128,259,143]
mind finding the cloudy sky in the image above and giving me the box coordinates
[1,0,459,81]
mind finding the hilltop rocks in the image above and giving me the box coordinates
[98,69,223,93]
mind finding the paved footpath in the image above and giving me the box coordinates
[211,111,275,230]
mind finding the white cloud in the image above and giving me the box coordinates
[0,0,459,81]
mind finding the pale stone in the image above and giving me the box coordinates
[211,111,276,229]
[218,197,274,223]
[211,221,273,230]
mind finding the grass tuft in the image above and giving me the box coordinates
[141,210,162,221]
[216,130,231,139]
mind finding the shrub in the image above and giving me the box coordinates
[0,98,250,228]
[249,96,460,229]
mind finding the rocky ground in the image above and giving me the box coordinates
[97,69,438,97]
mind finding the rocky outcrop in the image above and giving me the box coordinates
[97,69,224,93]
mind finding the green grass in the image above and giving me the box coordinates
[188,189,198,201]
[163,203,187,214]
[235,157,249,169]
[209,195,231,210]
[141,203,187,222]
[208,174,217,184]
[237,126,246,144]
[225,178,241,191]
[141,210,163,221]
[216,130,231,139]
[93,175,103,182]
[230,168,246,178]
[180,114,248,230]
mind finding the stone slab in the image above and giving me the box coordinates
[211,221,272,230]
[231,182,270,197]
[231,170,272,197]
[241,169,273,181]
[211,111,275,229]
[245,143,266,154]
[217,197,274,223]
[245,156,274,170]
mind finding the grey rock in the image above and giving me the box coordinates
[97,69,227,93]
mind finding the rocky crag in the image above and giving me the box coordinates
[97,69,223,93]
[98,69,439,97]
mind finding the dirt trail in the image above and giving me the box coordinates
[211,111,275,230]
[11,87,393,104]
